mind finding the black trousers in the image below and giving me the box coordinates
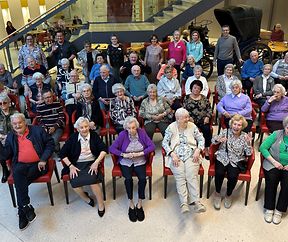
[65,104,77,133]
[196,123,212,148]
[13,162,47,207]
[267,120,283,133]
[217,58,233,76]
[215,159,240,196]
[174,64,181,81]
[224,118,253,133]
[264,168,288,212]
[120,164,146,200]
[241,78,253,95]
[144,121,169,140]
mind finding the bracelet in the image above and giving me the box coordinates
[68,163,72,168]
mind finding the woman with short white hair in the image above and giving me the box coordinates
[261,83,288,132]
[162,108,206,214]
[110,116,155,222]
[59,117,107,217]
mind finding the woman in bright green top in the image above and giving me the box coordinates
[259,115,288,225]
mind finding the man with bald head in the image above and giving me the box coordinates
[92,65,119,110]
[124,65,150,105]
[241,50,264,94]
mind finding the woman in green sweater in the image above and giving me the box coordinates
[259,115,288,225]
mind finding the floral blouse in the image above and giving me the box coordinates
[211,129,252,167]
[183,94,212,125]
[139,97,171,124]
[110,97,137,125]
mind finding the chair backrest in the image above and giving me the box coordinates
[260,112,267,127]
[213,85,219,102]
[7,93,20,112]
[251,108,257,121]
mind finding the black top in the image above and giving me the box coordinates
[92,74,119,100]
[6,26,16,35]
[107,44,125,68]
[87,52,93,72]
[49,40,76,67]
[119,60,151,81]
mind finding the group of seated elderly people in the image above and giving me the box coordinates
[1,30,288,231]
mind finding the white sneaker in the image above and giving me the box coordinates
[193,201,206,213]
[181,204,190,214]
[213,192,222,210]
[264,209,274,223]
[272,210,282,225]
[224,196,232,209]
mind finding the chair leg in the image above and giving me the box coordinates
[47,182,54,206]
[105,135,109,146]
[102,177,106,201]
[112,176,116,200]
[63,181,69,204]
[8,184,17,207]
[54,165,60,183]
[207,176,212,199]
[164,175,168,199]
[199,174,203,198]
[217,122,221,135]
[255,178,263,201]
[245,181,251,206]
[252,132,255,147]
[259,133,264,150]
[148,176,152,200]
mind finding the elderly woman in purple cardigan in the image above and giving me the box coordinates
[109,116,155,222]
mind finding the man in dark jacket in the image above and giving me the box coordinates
[0,113,54,231]
[92,65,119,110]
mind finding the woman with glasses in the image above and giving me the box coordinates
[77,41,99,83]
[18,34,48,71]
[0,94,18,183]
[144,34,163,83]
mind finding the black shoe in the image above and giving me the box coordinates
[136,206,145,222]
[18,209,29,230]
[22,205,36,223]
[84,192,95,207]
[98,207,105,217]
[128,207,137,222]
[1,164,10,183]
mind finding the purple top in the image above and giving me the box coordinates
[109,128,155,163]
[217,93,252,120]
[261,96,288,121]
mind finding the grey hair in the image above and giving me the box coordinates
[100,65,110,72]
[167,58,176,65]
[131,65,141,72]
[230,79,242,89]
[79,83,92,93]
[147,84,157,94]
[123,116,139,130]
[283,116,288,128]
[32,72,44,80]
[112,83,125,94]
[175,108,189,118]
[0,93,11,103]
[27,56,35,61]
[10,113,26,122]
[187,55,195,61]
[0,63,5,69]
[224,63,234,71]
[74,117,90,129]
[273,84,286,96]
[194,65,203,72]
[173,30,180,35]
[263,64,272,71]
[60,58,70,66]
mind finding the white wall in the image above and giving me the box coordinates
[8,0,24,29]
[28,0,41,20]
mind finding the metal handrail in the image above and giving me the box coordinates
[0,0,69,45]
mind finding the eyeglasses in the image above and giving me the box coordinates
[0,101,8,105]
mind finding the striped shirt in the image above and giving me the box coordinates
[36,101,65,130]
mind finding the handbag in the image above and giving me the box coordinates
[225,129,247,173]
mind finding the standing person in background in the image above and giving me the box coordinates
[77,41,98,83]
[186,31,203,65]
[213,25,242,76]
[6,21,24,49]
[167,30,186,79]
[144,34,163,83]
[107,34,126,82]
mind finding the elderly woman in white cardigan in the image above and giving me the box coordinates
[162,108,206,214]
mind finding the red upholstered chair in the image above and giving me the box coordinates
[161,148,205,199]
[25,96,37,120]
[206,143,255,205]
[255,154,265,201]
[32,111,70,142]
[101,109,117,145]
[249,88,260,110]
[71,110,108,144]
[6,158,60,207]
[7,93,21,112]
[61,158,106,204]
[212,86,219,125]
[111,152,155,200]
[259,112,270,145]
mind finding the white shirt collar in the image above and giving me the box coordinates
[78,133,90,142]
[231,93,241,98]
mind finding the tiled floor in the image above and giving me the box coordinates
[0,66,287,242]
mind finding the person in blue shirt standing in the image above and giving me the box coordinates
[186,31,203,65]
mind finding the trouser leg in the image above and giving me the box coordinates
[144,122,157,140]
[184,159,200,204]
[276,170,288,212]
[215,159,226,194]
[197,123,212,147]
[226,164,240,196]
[120,165,134,200]
[133,164,147,200]
[51,128,63,153]
[264,168,280,210]
[157,121,170,138]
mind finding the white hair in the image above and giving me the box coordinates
[79,83,92,93]
[146,84,157,94]
[10,113,26,122]
[167,58,176,65]
[112,83,125,94]
[123,116,139,130]
[32,72,44,80]
[0,93,10,103]
[60,58,70,66]
[74,117,90,129]
[230,79,242,89]
[273,84,286,96]
[175,108,189,118]
[194,65,203,72]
